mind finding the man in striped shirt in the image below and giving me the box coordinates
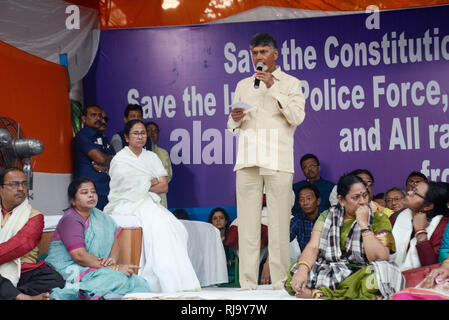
[290,184,322,251]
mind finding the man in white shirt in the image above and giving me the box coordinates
[227,32,306,290]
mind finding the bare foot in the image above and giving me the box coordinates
[16,292,50,300]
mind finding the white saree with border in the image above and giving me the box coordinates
[103,147,200,293]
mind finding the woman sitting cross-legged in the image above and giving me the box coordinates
[285,173,405,299]
[45,177,151,300]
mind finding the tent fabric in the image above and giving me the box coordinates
[207,6,361,24]
[3,1,445,86]
[65,0,449,28]
[0,39,72,174]
[0,0,100,85]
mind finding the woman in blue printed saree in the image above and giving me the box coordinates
[285,173,405,299]
[45,177,150,300]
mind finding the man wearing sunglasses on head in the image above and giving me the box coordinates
[0,168,65,300]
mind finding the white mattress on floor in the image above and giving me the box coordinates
[124,285,309,300]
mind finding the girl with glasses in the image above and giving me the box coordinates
[391,181,449,272]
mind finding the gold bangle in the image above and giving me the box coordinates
[443,258,449,264]
[112,264,117,270]
[297,260,312,273]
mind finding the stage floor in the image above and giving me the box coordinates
[124,285,310,300]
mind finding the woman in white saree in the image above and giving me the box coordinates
[103,120,200,293]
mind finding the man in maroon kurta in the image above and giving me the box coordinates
[0,168,64,300]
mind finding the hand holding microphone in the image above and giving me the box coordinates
[254,61,274,89]
[254,61,264,89]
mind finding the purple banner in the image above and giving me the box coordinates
[83,5,449,209]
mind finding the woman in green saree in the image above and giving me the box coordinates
[285,173,405,299]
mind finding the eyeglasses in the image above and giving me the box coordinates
[407,189,426,200]
[386,196,404,204]
[130,131,147,137]
[364,181,373,187]
[2,181,28,189]
[302,164,318,171]
[407,179,425,186]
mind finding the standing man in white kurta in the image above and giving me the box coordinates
[227,33,306,290]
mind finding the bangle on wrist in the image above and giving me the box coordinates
[415,230,428,238]
[297,260,312,273]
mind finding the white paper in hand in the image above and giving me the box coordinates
[231,101,256,111]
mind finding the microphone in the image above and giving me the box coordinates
[254,61,264,89]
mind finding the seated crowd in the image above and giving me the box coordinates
[2,103,449,300]
[283,154,449,300]
[204,153,449,300]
